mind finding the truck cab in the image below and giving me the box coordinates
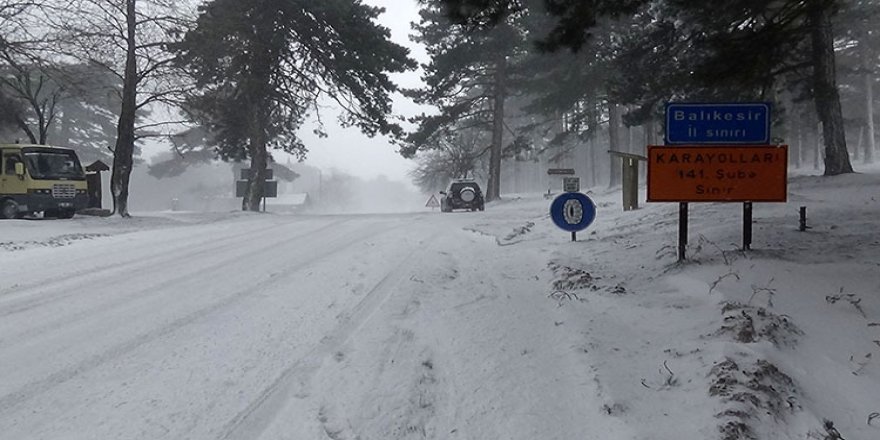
[1,144,89,219]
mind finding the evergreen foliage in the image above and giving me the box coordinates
[441,0,865,175]
[405,0,529,200]
[175,0,415,211]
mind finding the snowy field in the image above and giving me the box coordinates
[1,165,879,440]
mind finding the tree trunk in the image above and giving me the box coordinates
[243,131,268,212]
[110,0,138,217]
[794,112,803,168]
[37,107,47,144]
[863,32,876,164]
[15,116,37,144]
[514,158,522,193]
[625,116,633,153]
[854,127,863,161]
[644,117,657,146]
[808,0,853,175]
[59,109,71,145]
[487,54,505,202]
[589,134,598,187]
[242,34,273,212]
[641,117,654,181]
[608,102,622,187]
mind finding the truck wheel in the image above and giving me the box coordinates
[1,199,19,219]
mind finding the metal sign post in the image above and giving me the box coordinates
[743,202,753,250]
[679,202,688,261]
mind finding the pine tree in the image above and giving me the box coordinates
[404,0,528,201]
[610,0,856,174]
[445,0,858,175]
[836,0,880,164]
[175,0,414,211]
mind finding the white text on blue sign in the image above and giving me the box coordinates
[666,103,770,145]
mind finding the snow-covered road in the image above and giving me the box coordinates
[0,213,441,439]
[3,168,880,440]
[0,210,616,440]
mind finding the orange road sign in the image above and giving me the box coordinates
[647,145,788,202]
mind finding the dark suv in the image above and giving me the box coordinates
[440,180,485,212]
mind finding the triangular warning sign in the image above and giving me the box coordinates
[425,194,440,208]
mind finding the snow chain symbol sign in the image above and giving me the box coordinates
[550,192,597,240]
[563,199,583,225]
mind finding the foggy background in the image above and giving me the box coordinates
[124,0,430,214]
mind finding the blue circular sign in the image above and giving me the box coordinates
[550,193,597,232]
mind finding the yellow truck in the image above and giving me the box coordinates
[1,144,89,219]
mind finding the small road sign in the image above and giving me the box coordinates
[425,194,440,209]
[666,102,771,145]
[547,168,576,175]
[647,145,788,202]
[550,192,597,232]
[563,177,580,193]
[236,180,278,198]
[241,168,274,180]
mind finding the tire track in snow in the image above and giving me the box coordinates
[0,218,281,296]
[0,219,402,413]
[218,232,439,440]
[0,219,356,349]
[0,217,312,314]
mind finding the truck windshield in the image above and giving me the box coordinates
[23,151,85,180]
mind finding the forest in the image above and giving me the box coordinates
[1,0,877,214]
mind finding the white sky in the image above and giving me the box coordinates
[292,0,428,183]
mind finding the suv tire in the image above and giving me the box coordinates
[459,187,476,203]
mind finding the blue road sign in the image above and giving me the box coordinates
[550,192,597,232]
[665,102,770,145]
